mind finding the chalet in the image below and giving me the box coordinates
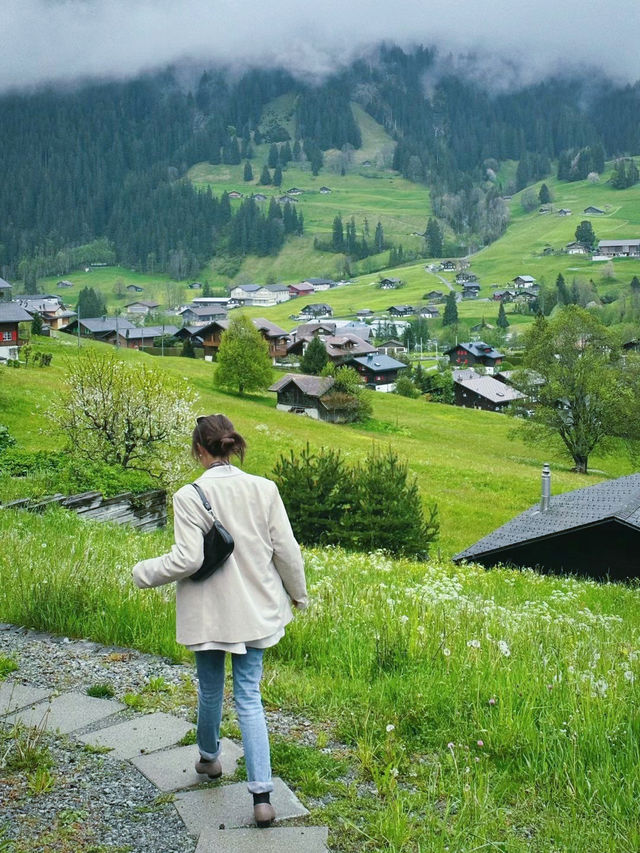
[338,322,372,340]
[252,193,267,202]
[187,281,203,290]
[512,275,536,288]
[388,305,414,317]
[452,368,524,412]
[15,296,76,330]
[286,187,303,195]
[453,469,640,580]
[290,322,337,341]
[441,260,457,271]
[269,374,340,420]
[177,318,289,360]
[299,303,333,318]
[492,289,516,302]
[597,239,640,257]
[227,191,243,199]
[278,195,297,204]
[178,305,227,325]
[287,332,375,363]
[228,284,290,307]
[191,297,230,308]
[455,271,478,284]
[117,325,179,349]
[424,290,444,301]
[379,277,402,289]
[462,283,481,299]
[125,299,160,316]
[565,242,590,255]
[444,341,504,374]
[557,208,572,216]
[0,302,32,359]
[347,353,408,392]
[61,317,137,344]
[583,206,604,215]
[288,282,315,297]
[301,278,336,291]
[126,284,144,293]
[356,309,374,318]
[56,280,73,289]
[319,186,332,194]
[377,339,407,355]
[419,305,440,319]
[542,246,554,255]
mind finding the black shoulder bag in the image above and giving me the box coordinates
[188,482,234,582]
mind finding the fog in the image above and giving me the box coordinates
[1,0,638,92]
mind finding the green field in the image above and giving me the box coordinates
[2,335,634,556]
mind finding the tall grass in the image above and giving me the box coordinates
[1,506,638,850]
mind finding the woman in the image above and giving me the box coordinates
[132,414,307,828]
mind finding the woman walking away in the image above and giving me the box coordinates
[132,414,307,828]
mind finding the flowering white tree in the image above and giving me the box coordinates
[49,350,196,487]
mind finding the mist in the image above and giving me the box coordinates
[1,0,638,93]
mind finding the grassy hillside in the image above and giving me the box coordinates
[1,335,634,556]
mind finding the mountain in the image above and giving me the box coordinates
[1,46,639,289]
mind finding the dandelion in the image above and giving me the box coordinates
[399,615,409,624]
[386,724,395,733]
[624,670,634,683]
[497,640,511,657]
[41,542,47,548]
[447,742,455,750]
[467,639,481,649]
[443,647,451,657]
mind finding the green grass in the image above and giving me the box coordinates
[2,334,633,556]
[0,509,638,851]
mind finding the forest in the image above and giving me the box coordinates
[1,45,639,287]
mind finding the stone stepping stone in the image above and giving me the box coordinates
[77,711,193,759]
[175,777,309,834]
[0,683,52,717]
[3,691,124,734]
[131,738,243,792]
[195,825,329,853]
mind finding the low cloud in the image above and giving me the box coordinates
[1,0,638,92]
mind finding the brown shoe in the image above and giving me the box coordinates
[194,756,222,779]
[254,802,276,828]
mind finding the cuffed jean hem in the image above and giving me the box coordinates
[197,743,221,762]
[247,780,274,795]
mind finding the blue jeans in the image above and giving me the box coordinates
[194,647,273,794]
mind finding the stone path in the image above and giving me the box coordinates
[0,680,329,852]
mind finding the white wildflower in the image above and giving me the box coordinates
[467,639,481,649]
[497,640,511,657]
[386,724,395,733]
[624,670,634,683]
[443,647,451,657]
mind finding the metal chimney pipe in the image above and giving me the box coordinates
[540,463,551,512]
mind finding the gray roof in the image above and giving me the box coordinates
[447,341,504,360]
[598,239,640,247]
[233,284,262,293]
[0,278,12,290]
[252,318,289,338]
[301,303,333,313]
[263,284,290,292]
[269,373,335,397]
[0,303,33,322]
[66,317,137,333]
[453,371,525,404]
[118,325,179,339]
[350,354,408,371]
[454,473,640,563]
[179,305,227,317]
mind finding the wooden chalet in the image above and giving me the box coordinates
[0,278,13,302]
[441,260,457,270]
[583,206,604,215]
[61,317,137,343]
[0,302,32,357]
[178,318,289,360]
[347,353,408,392]
[444,341,504,373]
[597,239,640,257]
[453,470,640,580]
[452,368,524,412]
[125,299,160,316]
[299,303,333,318]
[269,374,350,422]
[288,282,315,297]
[512,275,536,288]
[117,325,179,349]
[387,305,414,317]
[379,277,403,289]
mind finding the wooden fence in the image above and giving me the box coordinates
[1,489,167,531]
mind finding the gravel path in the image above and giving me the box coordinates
[0,624,323,852]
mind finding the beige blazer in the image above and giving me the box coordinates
[132,466,307,647]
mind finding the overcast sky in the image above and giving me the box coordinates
[1,0,638,93]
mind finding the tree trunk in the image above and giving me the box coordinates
[573,455,588,474]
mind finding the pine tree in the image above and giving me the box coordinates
[575,220,596,248]
[214,315,273,394]
[538,183,551,205]
[273,166,283,187]
[181,337,196,358]
[31,312,44,335]
[332,215,344,252]
[300,335,329,375]
[259,165,271,185]
[374,221,385,253]
[556,272,571,305]
[442,291,458,326]
[268,144,279,169]
[243,161,253,182]
[425,217,443,257]
[77,286,106,318]
[497,301,510,328]
[630,276,640,293]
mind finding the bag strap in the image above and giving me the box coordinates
[190,482,218,520]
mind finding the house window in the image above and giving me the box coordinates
[2,331,12,341]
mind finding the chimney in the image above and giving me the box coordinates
[540,463,551,512]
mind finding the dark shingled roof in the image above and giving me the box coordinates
[446,341,504,360]
[453,473,640,563]
[350,354,408,371]
[269,373,335,397]
[0,303,32,322]
[453,370,525,404]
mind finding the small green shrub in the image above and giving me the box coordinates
[0,655,19,679]
[86,683,115,699]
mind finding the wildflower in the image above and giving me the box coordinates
[399,615,409,624]
[41,542,47,548]
[467,639,481,649]
[386,724,395,733]
[488,697,496,706]
[624,670,634,683]
[497,640,511,657]
[443,647,451,657]
[390,767,399,778]
[477,740,484,747]
[447,742,455,750]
